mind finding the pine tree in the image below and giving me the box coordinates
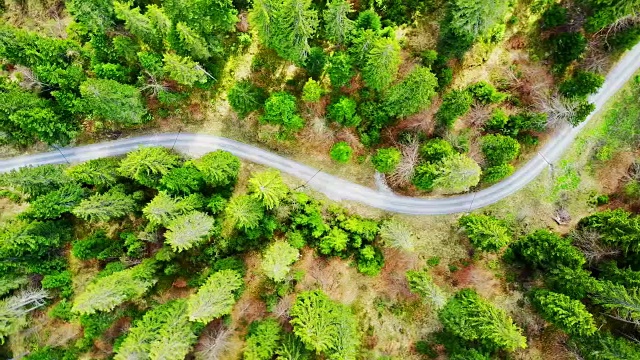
[384,67,438,118]
[72,187,136,222]
[379,220,416,252]
[143,191,203,227]
[115,299,198,360]
[266,0,319,64]
[175,22,211,60]
[187,269,243,323]
[406,270,448,309]
[459,214,512,252]
[162,53,208,86]
[440,289,527,351]
[224,195,265,231]
[0,164,69,198]
[118,146,180,187]
[164,211,215,252]
[262,241,300,282]
[244,319,283,360]
[191,150,241,188]
[72,261,157,315]
[113,1,160,48]
[248,170,289,210]
[24,184,86,220]
[65,158,121,187]
[433,154,482,194]
[362,37,401,91]
[448,0,509,38]
[533,290,597,337]
[323,0,355,44]
[79,78,147,125]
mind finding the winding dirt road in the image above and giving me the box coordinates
[1,44,639,215]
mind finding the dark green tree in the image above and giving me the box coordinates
[228,80,268,117]
[80,78,147,125]
[436,90,473,128]
[481,134,520,166]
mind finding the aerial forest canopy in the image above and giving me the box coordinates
[0,0,640,359]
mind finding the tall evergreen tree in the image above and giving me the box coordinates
[248,170,289,210]
[118,146,180,187]
[71,187,136,223]
[362,37,401,91]
[164,211,215,252]
[187,269,243,323]
[323,0,355,45]
[80,78,148,125]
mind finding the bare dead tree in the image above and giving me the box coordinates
[553,207,571,225]
[195,323,233,360]
[570,229,620,264]
[388,137,420,187]
[273,295,293,321]
[536,93,581,128]
[15,66,45,90]
[141,72,170,97]
[467,103,493,128]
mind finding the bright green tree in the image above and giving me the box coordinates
[328,97,361,127]
[481,134,520,166]
[261,92,305,132]
[262,241,300,282]
[532,290,596,337]
[323,0,355,44]
[440,289,527,351]
[162,53,208,86]
[175,22,211,60]
[65,158,121,187]
[118,146,181,187]
[0,165,69,198]
[362,37,401,91]
[436,89,473,128]
[80,78,147,125]
[187,269,243,323]
[72,261,157,315]
[290,290,359,359]
[225,195,265,231]
[406,269,448,310]
[302,78,324,102]
[244,319,283,360]
[330,142,353,163]
[164,211,215,252]
[327,52,354,88]
[72,187,136,222]
[384,67,438,118]
[272,0,320,63]
[371,148,401,174]
[248,170,289,209]
[448,0,509,38]
[433,154,482,194]
[191,150,241,187]
[159,165,204,195]
[115,299,198,360]
[143,192,203,227]
[113,1,160,47]
[459,214,512,252]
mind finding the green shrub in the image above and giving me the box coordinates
[532,290,596,337]
[540,4,567,29]
[468,82,507,104]
[327,52,354,89]
[420,138,456,162]
[607,25,640,53]
[71,230,120,261]
[41,270,73,298]
[243,319,282,360]
[330,142,353,163]
[568,100,595,126]
[49,299,74,322]
[459,214,512,252]
[228,80,268,118]
[371,147,401,173]
[302,78,324,102]
[412,162,439,191]
[482,164,514,183]
[481,134,520,165]
[356,245,384,276]
[261,92,305,132]
[547,32,587,66]
[328,97,361,127]
[485,109,508,131]
[436,90,473,128]
[559,71,604,99]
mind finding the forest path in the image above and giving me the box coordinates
[1,44,639,215]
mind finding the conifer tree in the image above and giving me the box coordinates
[118,146,180,187]
[162,53,208,86]
[175,22,211,60]
[191,150,241,188]
[362,37,401,91]
[72,261,157,315]
[65,158,121,187]
[72,187,136,223]
[187,269,243,323]
[164,211,215,252]
[262,241,300,282]
[248,170,289,210]
[323,0,355,44]
[224,195,265,231]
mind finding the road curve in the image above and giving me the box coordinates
[1,44,639,215]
